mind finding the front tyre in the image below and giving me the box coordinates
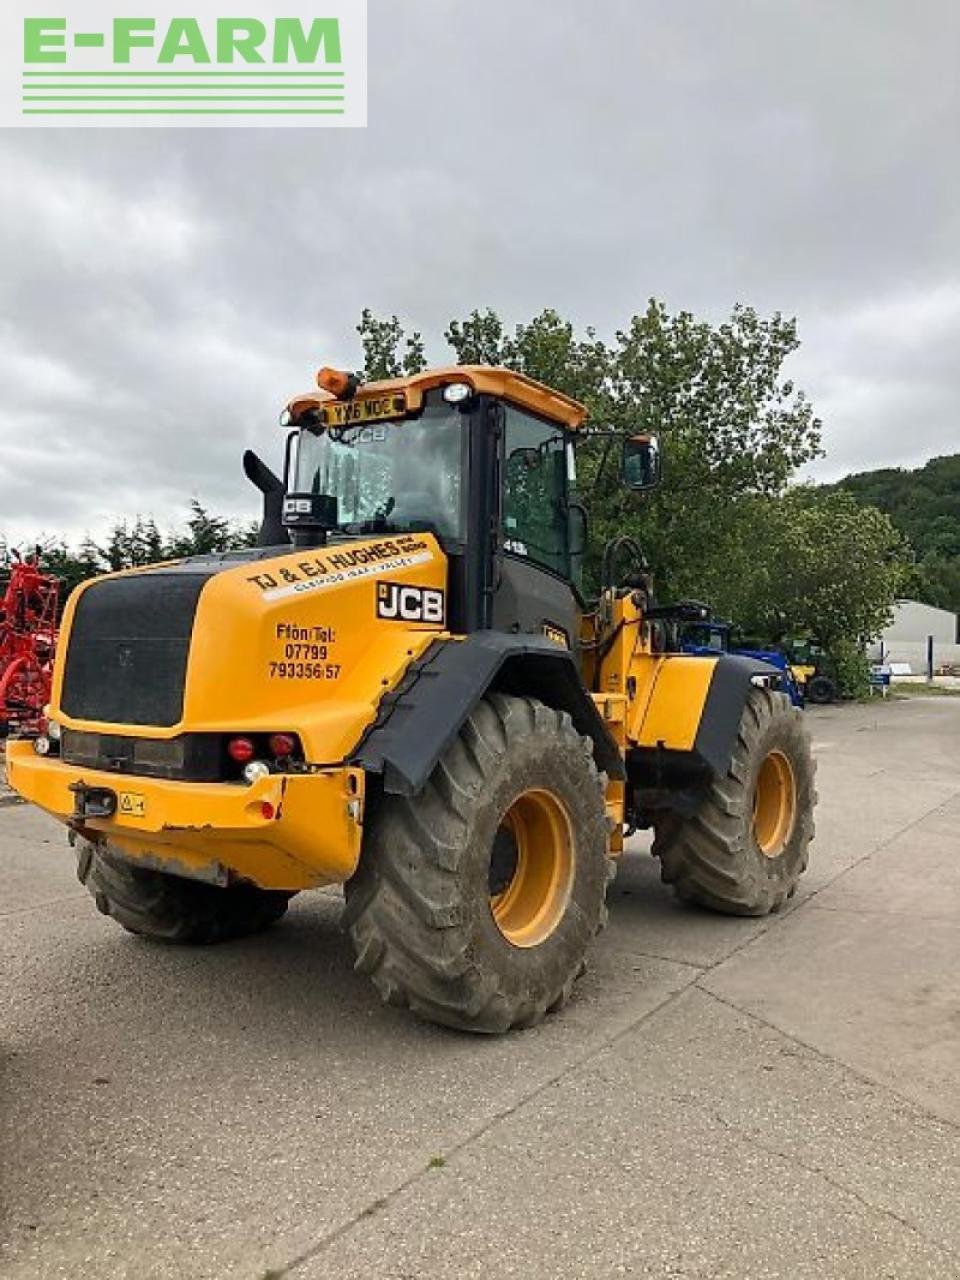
[343,694,614,1033]
[652,688,816,916]
[77,840,293,943]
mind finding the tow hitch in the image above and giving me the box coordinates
[69,781,117,821]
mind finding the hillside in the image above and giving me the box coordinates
[830,454,960,616]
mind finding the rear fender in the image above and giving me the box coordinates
[629,654,784,818]
[353,631,624,795]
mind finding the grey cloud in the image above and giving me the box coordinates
[1,0,957,545]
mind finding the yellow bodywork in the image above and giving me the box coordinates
[588,589,719,752]
[6,743,363,890]
[288,365,589,432]
[791,663,816,688]
[7,367,730,895]
[49,531,446,762]
[7,540,724,889]
[8,532,448,890]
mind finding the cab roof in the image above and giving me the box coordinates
[285,365,589,431]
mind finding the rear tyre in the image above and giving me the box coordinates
[805,674,836,705]
[77,840,293,943]
[343,694,613,1033]
[652,688,815,916]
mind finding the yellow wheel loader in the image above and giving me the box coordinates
[6,365,816,1032]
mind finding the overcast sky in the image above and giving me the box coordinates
[1,0,958,548]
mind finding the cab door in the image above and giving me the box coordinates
[491,404,580,649]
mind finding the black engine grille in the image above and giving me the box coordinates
[60,572,211,727]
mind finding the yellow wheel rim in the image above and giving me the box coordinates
[489,788,575,948]
[752,749,797,858]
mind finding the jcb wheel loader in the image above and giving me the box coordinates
[6,365,816,1033]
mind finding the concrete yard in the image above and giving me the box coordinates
[1,698,958,1279]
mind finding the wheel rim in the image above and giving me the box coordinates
[752,749,797,858]
[489,788,575,948]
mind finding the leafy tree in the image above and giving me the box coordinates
[364,301,825,607]
[130,517,165,566]
[5,501,259,615]
[728,489,910,649]
[446,308,612,406]
[167,500,232,558]
[357,308,427,380]
[39,541,104,599]
[355,301,914,665]
[100,521,136,572]
[98,516,170,570]
[834,453,960,616]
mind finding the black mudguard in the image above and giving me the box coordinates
[353,631,625,795]
[694,654,783,777]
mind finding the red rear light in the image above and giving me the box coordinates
[269,733,297,758]
[227,736,256,763]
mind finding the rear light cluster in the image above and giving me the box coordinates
[226,733,304,784]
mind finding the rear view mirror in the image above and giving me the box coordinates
[622,434,661,491]
[567,501,588,559]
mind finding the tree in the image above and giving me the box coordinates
[725,489,910,649]
[446,307,611,406]
[167,500,232,558]
[9,501,259,615]
[39,540,104,599]
[99,516,169,570]
[582,303,822,599]
[355,302,915,669]
[357,308,427,380]
[834,453,960,616]
[364,301,824,604]
[100,520,134,572]
[129,517,164,566]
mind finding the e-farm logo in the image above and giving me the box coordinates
[1,1,366,127]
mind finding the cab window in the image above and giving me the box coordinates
[502,406,570,578]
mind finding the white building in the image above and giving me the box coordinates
[869,599,960,672]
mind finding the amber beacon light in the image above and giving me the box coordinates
[316,366,360,399]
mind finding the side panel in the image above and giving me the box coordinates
[354,630,625,795]
[491,555,579,650]
[631,656,718,752]
[48,535,449,766]
[627,653,784,817]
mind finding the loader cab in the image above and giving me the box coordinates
[275,366,659,645]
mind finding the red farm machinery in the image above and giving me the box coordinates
[0,552,60,736]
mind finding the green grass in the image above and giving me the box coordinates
[890,682,960,697]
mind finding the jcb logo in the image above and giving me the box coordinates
[376,582,445,625]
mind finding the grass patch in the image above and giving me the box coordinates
[428,1155,447,1169]
[890,682,960,697]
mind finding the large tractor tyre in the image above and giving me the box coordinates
[343,694,614,1034]
[652,687,815,917]
[805,674,836,705]
[77,840,293,944]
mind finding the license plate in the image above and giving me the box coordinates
[118,792,146,818]
[321,394,406,428]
